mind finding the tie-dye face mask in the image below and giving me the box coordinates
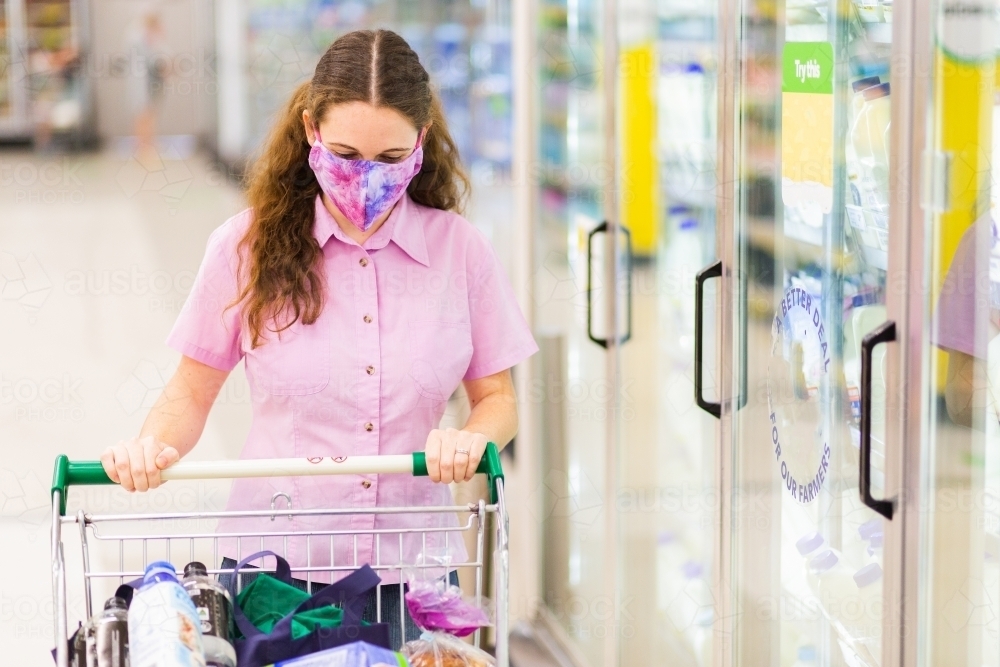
[308,125,424,232]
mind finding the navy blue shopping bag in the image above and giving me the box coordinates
[226,551,392,667]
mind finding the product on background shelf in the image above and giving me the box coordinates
[849,82,891,212]
[790,645,818,666]
[129,561,207,667]
[854,0,884,23]
[805,548,882,661]
[182,562,236,667]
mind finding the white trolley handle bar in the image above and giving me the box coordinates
[160,455,413,480]
[51,444,505,515]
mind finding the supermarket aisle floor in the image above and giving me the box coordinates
[1,146,249,663]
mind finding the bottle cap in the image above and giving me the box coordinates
[863,82,891,101]
[184,561,209,578]
[796,532,825,556]
[858,517,881,540]
[682,561,703,579]
[808,549,838,573]
[869,532,884,548]
[852,76,881,92]
[854,562,883,588]
[104,596,127,611]
[143,561,179,584]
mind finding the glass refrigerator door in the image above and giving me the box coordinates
[726,0,896,662]
[915,1,1000,665]
[534,0,615,663]
[536,0,722,662]
[617,0,719,663]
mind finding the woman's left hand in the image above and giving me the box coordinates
[424,428,488,483]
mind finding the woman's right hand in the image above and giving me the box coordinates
[101,436,180,492]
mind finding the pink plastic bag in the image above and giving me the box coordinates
[404,577,490,637]
[401,552,495,667]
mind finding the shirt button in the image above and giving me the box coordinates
[359,257,369,267]
[364,422,374,432]
[366,365,375,376]
[361,480,372,489]
[363,314,372,323]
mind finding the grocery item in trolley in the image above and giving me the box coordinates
[85,596,129,667]
[182,561,237,667]
[69,623,87,667]
[128,561,207,667]
[403,633,495,667]
[261,640,409,666]
[404,578,490,638]
[225,551,392,667]
[401,557,495,667]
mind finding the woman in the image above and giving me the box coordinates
[100,29,537,644]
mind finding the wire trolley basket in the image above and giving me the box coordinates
[50,444,509,666]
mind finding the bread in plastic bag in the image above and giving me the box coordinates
[402,631,495,667]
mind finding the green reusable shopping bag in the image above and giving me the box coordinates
[235,573,350,640]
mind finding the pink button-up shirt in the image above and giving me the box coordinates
[166,193,537,583]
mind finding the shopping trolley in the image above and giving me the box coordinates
[50,444,509,667]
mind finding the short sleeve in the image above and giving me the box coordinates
[165,215,247,371]
[934,221,990,359]
[464,234,539,380]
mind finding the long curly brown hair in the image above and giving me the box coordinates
[237,29,469,348]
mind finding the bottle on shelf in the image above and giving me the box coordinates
[846,76,881,218]
[867,531,884,560]
[128,561,207,667]
[182,561,236,667]
[806,549,857,637]
[85,596,129,667]
[849,83,892,212]
[851,563,884,664]
[791,644,818,666]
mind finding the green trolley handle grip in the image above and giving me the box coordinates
[411,442,505,504]
[52,442,505,515]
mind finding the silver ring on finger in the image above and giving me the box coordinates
[456,448,470,456]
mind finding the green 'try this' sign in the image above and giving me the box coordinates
[782,42,834,94]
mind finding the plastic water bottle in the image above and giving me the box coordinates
[851,563,884,664]
[791,645,818,666]
[128,561,206,667]
[86,596,129,667]
[805,549,857,638]
[849,82,891,210]
[850,563,883,640]
[182,562,236,667]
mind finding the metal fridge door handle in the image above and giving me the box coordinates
[587,221,610,348]
[620,224,632,345]
[587,221,634,347]
[860,320,896,520]
[695,260,723,418]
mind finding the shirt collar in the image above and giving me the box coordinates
[313,193,430,267]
